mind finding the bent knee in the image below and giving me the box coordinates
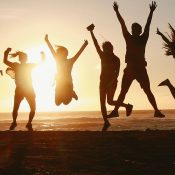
[63,99,71,105]
[55,100,62,106]
[107,99,114,105]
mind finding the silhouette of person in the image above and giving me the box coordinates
[157,26,175,99]
[0,70,2,76]
[45,34,88,105]
[87,24,133,129]
[4,48,45,130]
[110,1,165,118]
[158,79,175,99]
[157,24,175,58]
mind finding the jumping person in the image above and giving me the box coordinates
[87,24,133,128]
[110,1,165,118]
[4,48,44,130]
[45,34,88,105]
[158,79,175,99]
[157,24,175,59]
[157,26,175,99]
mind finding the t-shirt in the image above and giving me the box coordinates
[11,63,36,90]
[124,33,148,66]
[99,52,120,83]
[55,59,73,85]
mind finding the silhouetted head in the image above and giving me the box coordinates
[102,41,113,53]
[11,51,28,63]
[56,46,68,60]
[131,23,142,36]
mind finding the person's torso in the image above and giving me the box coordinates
[14,64,33,90]
[125,34,148,66]
[100,52,120,82]
[56,59,73,83]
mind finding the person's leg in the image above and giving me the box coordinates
[106,79,133,117]
[55,89,62,106]
[26,93,36,124]
[100,87,110,131]
[108,67,133,118]
[106,80,118,106]
[138,69,165,117]
[72,90,78,100]
[159,79,175,99]
[10,90,23,130]
[100,84,109,124]
[63,96,72,105]
[116,68,133,108]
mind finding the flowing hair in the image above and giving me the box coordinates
[163,23,175,57]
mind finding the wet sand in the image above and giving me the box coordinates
[1,130,175,175]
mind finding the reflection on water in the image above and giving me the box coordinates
[0,110,175,131]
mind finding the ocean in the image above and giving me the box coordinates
[0,110,175,131]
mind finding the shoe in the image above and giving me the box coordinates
[154,110,165,118]
[158,79,170,86]
[9,122,17,130]
[126,103,133,116]
[26,123,33,131]
[107,110,119,118]
[102,121,111,132]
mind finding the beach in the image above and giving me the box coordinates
[0,110,175,174]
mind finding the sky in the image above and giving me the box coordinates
[0,0,174,112]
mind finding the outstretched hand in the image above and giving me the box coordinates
[5,48,12,54]
[40,51,46,61]
[84,40,88,46]
[45,34,48,41]
[113,1,119,12]
[156,28,161,35]
[149,1,157,12]
[87,24,95,31]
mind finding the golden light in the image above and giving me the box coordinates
[25,45,81,111]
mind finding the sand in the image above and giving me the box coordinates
[1,130,175,175]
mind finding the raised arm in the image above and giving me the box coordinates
[143,1,157,36]
[40,51,46,62]
[87,24,102,56]
[71,40,88,63]
[3,48,15,68]
[45,34,57,59]
[156,28,171,45]
[113,2,129,38]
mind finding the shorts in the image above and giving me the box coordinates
[15,87,36,101]
[123,65,150,90]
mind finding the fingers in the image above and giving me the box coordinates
[156,28,161,35]
[84,40,88,45]
[5,48,12,53]
[113,1,118,11]
[45,34,48,40]
[150,1,157,10]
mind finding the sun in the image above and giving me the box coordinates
[25,45,58,111]
[24,44,83,112]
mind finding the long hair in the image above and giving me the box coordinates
[163,23,175,57]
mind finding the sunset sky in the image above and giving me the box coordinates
[0,0,174,112]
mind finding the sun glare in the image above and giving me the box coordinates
[25,45,81,111]
[25,45,57,111]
